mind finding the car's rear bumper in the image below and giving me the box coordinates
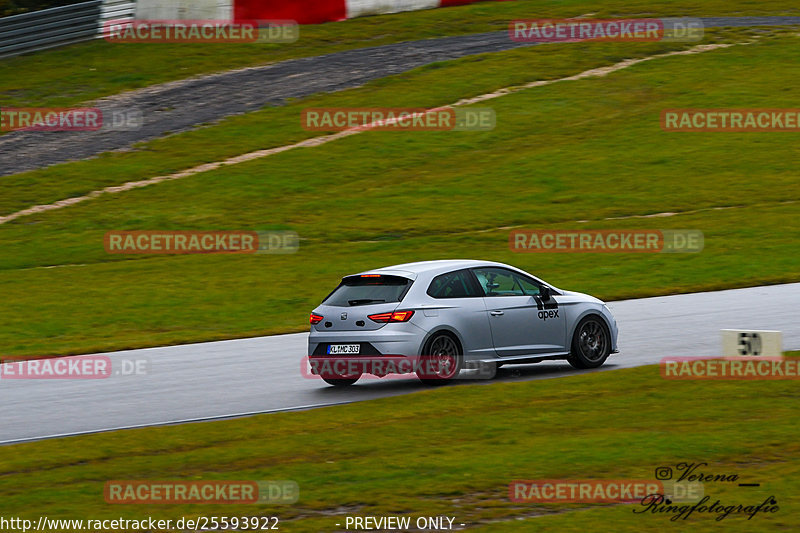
[308,326,426,359]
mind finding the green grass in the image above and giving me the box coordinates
[1,36,706,217]
[0,0,798,107]
[0,30,798,357]
[3,204,799,357]
[1,356,798,531]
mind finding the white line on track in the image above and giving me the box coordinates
[3,282,799,445]
[0,400,360,445]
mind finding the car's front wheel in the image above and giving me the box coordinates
[416,333,462,385]
[567,316,611,369]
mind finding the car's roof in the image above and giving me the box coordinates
[353,260,510,277]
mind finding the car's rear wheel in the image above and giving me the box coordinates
[416,333,462,385]
[322,375,361,387]
[567,316,611,369]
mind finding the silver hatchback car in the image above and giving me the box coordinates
[308,260,618,386]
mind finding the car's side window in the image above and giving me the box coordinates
[427,269,482,298]
[472,268,525,297]
[516,275,541,296]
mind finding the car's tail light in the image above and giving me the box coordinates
[310,313,324,325]
[368,310,414,323]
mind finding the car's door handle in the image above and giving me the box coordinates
[489,310,504,316]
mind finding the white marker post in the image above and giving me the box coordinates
[721,330,783,358]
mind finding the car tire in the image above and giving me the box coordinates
[416,332,462,385]
[567,316,611,369]
[322,375,361,387]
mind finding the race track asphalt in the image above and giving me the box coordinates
[2,282,798,444]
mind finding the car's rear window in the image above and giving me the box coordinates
[323,275,412,307]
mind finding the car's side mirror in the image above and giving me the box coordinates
[540,286,551,301]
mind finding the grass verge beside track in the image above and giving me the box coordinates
[2,202,799,357]
[1,354,798,531]
[0,30,798,357]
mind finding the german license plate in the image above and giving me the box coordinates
[327,344,360,355]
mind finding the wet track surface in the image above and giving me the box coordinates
[2,283,798,444]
